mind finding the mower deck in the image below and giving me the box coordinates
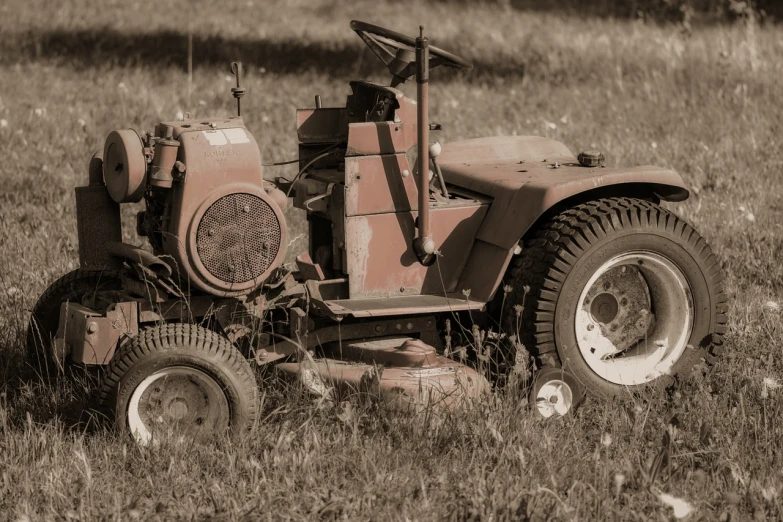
[276,337,490,409]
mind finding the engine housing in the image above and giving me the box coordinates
[153,117,287,296]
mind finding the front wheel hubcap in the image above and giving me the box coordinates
[535,379,573,418]
[127,366,230,445]
[574,251,694,386]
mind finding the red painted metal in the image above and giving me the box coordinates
[413,26,433,261]
[344,154,418,216]
[438,136,689,251]
[344,203,487,298]
[277,336,489,410]
[155,117,288,296]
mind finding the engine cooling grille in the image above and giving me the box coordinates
[196,193,281,284]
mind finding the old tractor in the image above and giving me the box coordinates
[27,21,726,443]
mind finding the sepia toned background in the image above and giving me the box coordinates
[0,0,781,519]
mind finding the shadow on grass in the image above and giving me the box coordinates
[446,0,782,23]
[0,27,522,82]
[0,341,104,432]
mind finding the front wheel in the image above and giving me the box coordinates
[99,323,258,445]
[504,197,727,398]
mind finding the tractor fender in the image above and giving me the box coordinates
[440,136,690,301]
[477,165,689,250]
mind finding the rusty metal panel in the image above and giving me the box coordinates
[346,122,416,156]
[296,108,349,143]
[334,337,437,367]
[345,203,487,298]
[344,154,418,216]
[57,303,122,365]
[276,355,489,410]
[75,184,123,270]
[456,239,515,303]
[438,136,689,250]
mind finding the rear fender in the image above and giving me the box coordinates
[456,172,689,302]
[475,166,689,250]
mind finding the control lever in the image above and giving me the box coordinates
[429,141,449,199]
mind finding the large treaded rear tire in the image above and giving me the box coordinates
[99,323,259,444]
[503,197,727,397]
[26,269,122,379]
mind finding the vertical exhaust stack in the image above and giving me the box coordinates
[413,25,435,265]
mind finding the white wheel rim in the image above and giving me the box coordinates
[535,379,573,418]
[127,366,229,445]
[574,251,694,386]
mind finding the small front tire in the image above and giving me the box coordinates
[99,323,258,445]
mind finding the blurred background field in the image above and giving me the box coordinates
[1,0,782,520]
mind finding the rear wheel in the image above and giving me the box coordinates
[504,197,727,398]
[99,323,258,445]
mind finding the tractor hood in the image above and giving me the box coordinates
[438,136,689,250]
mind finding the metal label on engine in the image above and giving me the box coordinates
[202,128,250,146]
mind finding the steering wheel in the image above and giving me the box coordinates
[351,20,473,87]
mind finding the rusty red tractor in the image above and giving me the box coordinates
[27,21,726,444]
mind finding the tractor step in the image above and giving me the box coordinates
[321,293,485,318]
[276,338,489,410]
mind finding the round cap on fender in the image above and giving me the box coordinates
[577,150,606,168]
[103,129,147,203]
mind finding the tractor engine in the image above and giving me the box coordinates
[95,117,288,296]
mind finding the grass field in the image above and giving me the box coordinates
[1,0,783,519]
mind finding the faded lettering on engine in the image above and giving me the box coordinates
[204,148,240,159]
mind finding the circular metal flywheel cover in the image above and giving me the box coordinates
[195,193,281,284]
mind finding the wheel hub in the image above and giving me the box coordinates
[535,380,572,418]
[167,398,189,420]
[574,251,694,386]
[590,293,619,324]
[128,366,229,445]
[580,264,655,359]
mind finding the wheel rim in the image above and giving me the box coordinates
[535,379,573,418]
[127,366,230,445]
[574,251,694,386]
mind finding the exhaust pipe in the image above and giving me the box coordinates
[413,25,435,265]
